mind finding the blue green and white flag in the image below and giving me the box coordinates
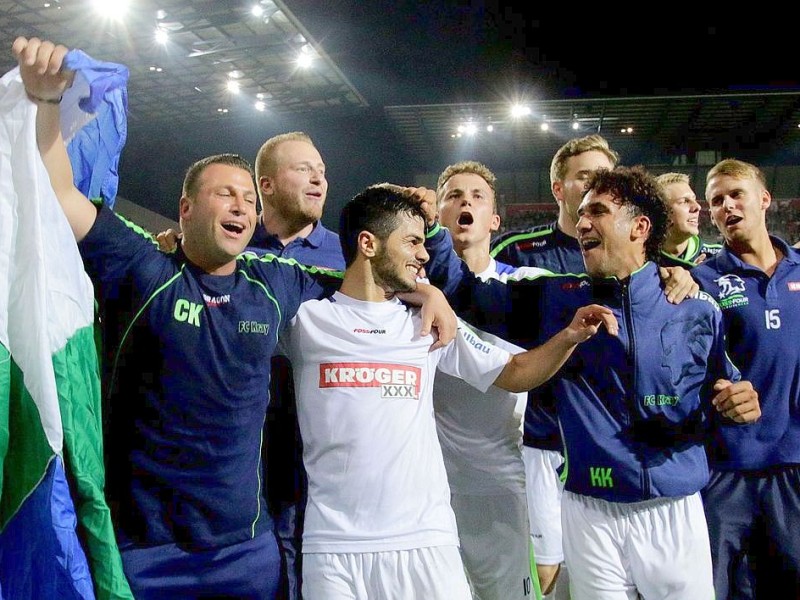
[0,52,132,599]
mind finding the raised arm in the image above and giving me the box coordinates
[13,36,96,241]
[493,304,618,392]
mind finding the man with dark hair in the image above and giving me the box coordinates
[485,137,694,598]
[283,184,618,599]
[421,166,761,599]
[158,130,345,599]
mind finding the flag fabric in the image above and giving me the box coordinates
[0,52,133,599]
[62,50,129,210]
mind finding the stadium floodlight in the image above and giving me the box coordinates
[297,53,313,69]
[510,104,532,118]
[226,80,241,94]
[154,27,168,45]
[93,0,129,20]
[540,122,549,131]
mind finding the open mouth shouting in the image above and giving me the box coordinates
[456,211,474,228]
[221,221,247,238]
[724,214,743,228]
[579,237,601,253]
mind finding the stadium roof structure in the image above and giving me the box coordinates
[0,0,368,125]
[384,92,800,169]
[2,0,799,176]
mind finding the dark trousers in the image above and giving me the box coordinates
[703,466,800,599]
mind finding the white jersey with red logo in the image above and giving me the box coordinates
[285,291,510,554]
[433,259,548,495]
[433,331,527,493]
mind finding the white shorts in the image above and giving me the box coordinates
[523,446,564,564]
[302,546,472,600]
[450,490,533,599]
[562,491,714,600]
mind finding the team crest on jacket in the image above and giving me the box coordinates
[713,274,749,309]
[319,362,421,399]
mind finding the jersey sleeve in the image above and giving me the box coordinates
[489,230,521,265]
[247,255,341,328]
[437,319,511,393]
[705,295,741,386]
[423,224,475,297]
[78,203,171,296]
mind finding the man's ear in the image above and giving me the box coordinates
[552,180,564,202]
[631,214,652,242]
[259,175,274,200]
[179,195,191,220]
[490,213,501,233]
[761,188,772,211]
[358,231,378,258]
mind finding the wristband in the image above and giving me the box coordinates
[26,90,62,104]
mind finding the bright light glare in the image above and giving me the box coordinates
[464,123,477,136]
[297,53,313,69]
[540,122,549,131]
[251,5,264,16]
[571,121,580,130]
[93,0,130,20]
[486,125,494,132]
[155,28,168,45]
[226,80,241,93]
[510,104,531,118]
[254,101,266,112]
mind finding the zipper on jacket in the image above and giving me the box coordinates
[622,280,651,498]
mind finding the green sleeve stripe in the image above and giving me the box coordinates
[425,222,442,239]
[489,228,554,258]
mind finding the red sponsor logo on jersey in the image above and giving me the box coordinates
[788,282,800,291]
[319,362,421,399]
[561,280,590,291]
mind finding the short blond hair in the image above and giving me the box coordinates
[550,134,619,185]
[706,158,766,188]
[655,172,690,188]
[254,132,315,198]
[436,160,497,209]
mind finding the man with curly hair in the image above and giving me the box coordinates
[421,165,762,599]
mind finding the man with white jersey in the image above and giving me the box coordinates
[433,160,546,600]
[283,185,617,600]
